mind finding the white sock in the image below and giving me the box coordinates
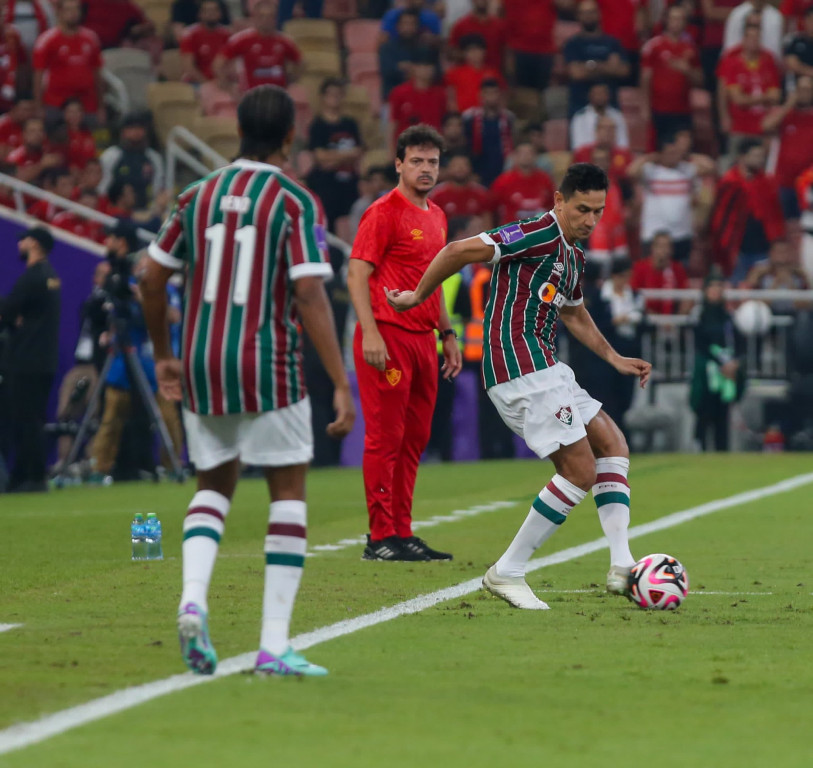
[495,474,587,578]
[180,490,230,613]
[260,500,307,655]
[593,457,636,568]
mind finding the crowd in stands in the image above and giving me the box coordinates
[3,0,813,471]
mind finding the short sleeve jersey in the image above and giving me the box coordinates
[32,27,102,112]
[221,29,301,89]
[180,23,230,80]
[148,159,333,416]
[0,25,23,107]
[477,211,585,389]
[641,34,699,114]
[350,188,446,334]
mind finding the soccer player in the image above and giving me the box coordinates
[140,85,355,675]
[386,163,651,608]
[347,124,463,562]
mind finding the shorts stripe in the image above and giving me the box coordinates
[265,552,305,568]
[594,491,630,508]
[532,496,567,525]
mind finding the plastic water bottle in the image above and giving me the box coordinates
[145,512,163,561]
[131,514,147,561]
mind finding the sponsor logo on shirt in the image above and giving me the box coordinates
[497,223,524,244]
[411,229,423,240]
[539,282,566,307]
[554,405,573,427]
[385,368,402,387]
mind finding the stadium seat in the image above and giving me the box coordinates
[508,87,544,122]
[361,148,391,175]
[343,19,381,53]
[323,0,358,21]
[288,83,314,139]
[618,87,643,115]
[159,48,184,81]
[343,84,374,125]
[543,119,569,152]
[302,50,342,79]
[283,18,339,49]
[297,74,327,110]
[547,150,573,185]
[346,51,378,82]
[353,72,382,112]
[147,82,200,146]
[360,117,385,151]
[103,48,155,112]
[140,0,172,32]
[194,116,240,163]
[294,149,315,178]
[544,85,569,121]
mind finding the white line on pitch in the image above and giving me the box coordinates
[1,471,811,757]
[542,590,774,596]
[0,624,22,634]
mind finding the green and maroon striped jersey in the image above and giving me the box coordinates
[477,211,585,389]
[148,159,332,416]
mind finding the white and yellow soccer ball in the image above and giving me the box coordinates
[628,553,689,610]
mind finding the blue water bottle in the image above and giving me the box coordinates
[131,513,147,560]
[145,512,163,561]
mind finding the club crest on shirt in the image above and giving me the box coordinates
[539,282,566,307]
[497,223,524,245]
[555,405,573,427]
[385,368,402,387]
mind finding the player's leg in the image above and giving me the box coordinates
[585,409,636,593]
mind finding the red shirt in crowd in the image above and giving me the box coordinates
[445,64,504,113]
[52,210,105,242]
[220,29,301,89]
[488,168,555,226]
[572,144,634,182]
[717,48,781,136]
[502,0,556,55]
[781,0,813,30]
[630,257,689,315]
[28,198,71,222]
[67,127,96,170]
[448,13,508,70]
[587,181,627,256]
[180,23,230,80]
[0,25,23,111]
[429,181,490,219]
[33,27,103,112]
[388,81,447,136]
[641,34,700,114]
[701,0,740,49]
[81,0,147,49]
[771,106,813,188]
[351,187,445,333]
[597,0,646,53]
[0,114,23,152]
[7,144,43,170]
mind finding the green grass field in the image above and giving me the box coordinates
[1,454,812,767]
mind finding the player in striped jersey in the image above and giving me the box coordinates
[387,164,652,609]
[140,85,355,675]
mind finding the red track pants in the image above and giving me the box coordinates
[353,322,438,540]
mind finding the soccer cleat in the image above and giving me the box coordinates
[606,565,633,596]
[400,536,453,561]
[482,565,550,610]
[254,648,328,677]
[361,535,429,561]
[177,602,218,675]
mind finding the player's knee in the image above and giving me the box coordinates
[556,451,596,491]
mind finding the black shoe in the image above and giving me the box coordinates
[361,535,430,561]
[400,536,453,561]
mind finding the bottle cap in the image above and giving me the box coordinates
[147,512,157,519]
[134,513,144,520]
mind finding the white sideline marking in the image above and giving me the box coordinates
[1,471,811,756]
[543,590,773,596]
[0,624,22,634]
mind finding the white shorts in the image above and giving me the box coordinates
[487,363,602,460]
[182,397,313,471]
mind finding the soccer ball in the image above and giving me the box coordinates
[628,553,689,610]
[733,300,772,336]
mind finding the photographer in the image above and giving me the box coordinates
[0,227,61,493]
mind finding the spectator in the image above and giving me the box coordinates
[306,77,363,230]
[629,129,715,267]
[564,0,630,117]
[0,11,23,113]
[99,114,164,210]
[379,0,441,46]
[488,142,555,225]
[572,115,634,184]
[429,152,490,221]
[32,0,104,126]
[215,0,301,92]
[278,0,323,28]
[378,9,427,100]
[4,0,54,50]
[762,76,813,219]
[63,98,97,173]
[52,187,105,242]
[640,4,702,145]
[171,0,230,44]
[440,111,467,155]
[782,0,813,33]
[631,231,691,315]
[503,122,556,176]
[388,54,446,139]
[797,161,813,280]
[717,21,781,142]
[699,1,740,91]
[448,0,507,71]
[502,0,563,91]
[28,167,75,221]
[463,77,515,187]
[570,83,629,150]
[6,116,63,184]
[199,62,239,117]
[743,239,809,314]
[584,145,629,270]
[596,0,650,83]
[179,0,230,84]
[81,0,154,50]
[689,272,744,452]
[723,1,784,60]
[784,6,813,82]
[710,138,785,281]
[348,164,396,239]
[446,34,505,114]
[0,98,35,157]
[107,181,169,232]
[79,156,107,203]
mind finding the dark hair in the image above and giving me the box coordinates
[447,216,473,241]
[399,9,421,24]
[459,33,487,50]
[559,163,609,200]
[738,137,763,156]
[319,76,345,95]
[365,164,391,181]
[441,111,462,126]
[107,181,130,205]
[480,77,500,90]
[611,257,632,276]
[42,167,72,186]
[650,230,673,246]
[237,85,294,159]
[61,97,84,111]
[445,150,471,163]
[395,124,445,162]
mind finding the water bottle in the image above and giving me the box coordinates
[145,512,163,561]
[131,513,147,560]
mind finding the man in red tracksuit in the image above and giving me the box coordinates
[348,124,463,561]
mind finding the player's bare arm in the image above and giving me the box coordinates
[559,301,652,388]
[295,276,356,438]
[347,258,389,371]
[437,285,463,380]
[140,257,183,402]
[385,235,494,311]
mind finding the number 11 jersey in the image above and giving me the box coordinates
[149,159,332,416]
